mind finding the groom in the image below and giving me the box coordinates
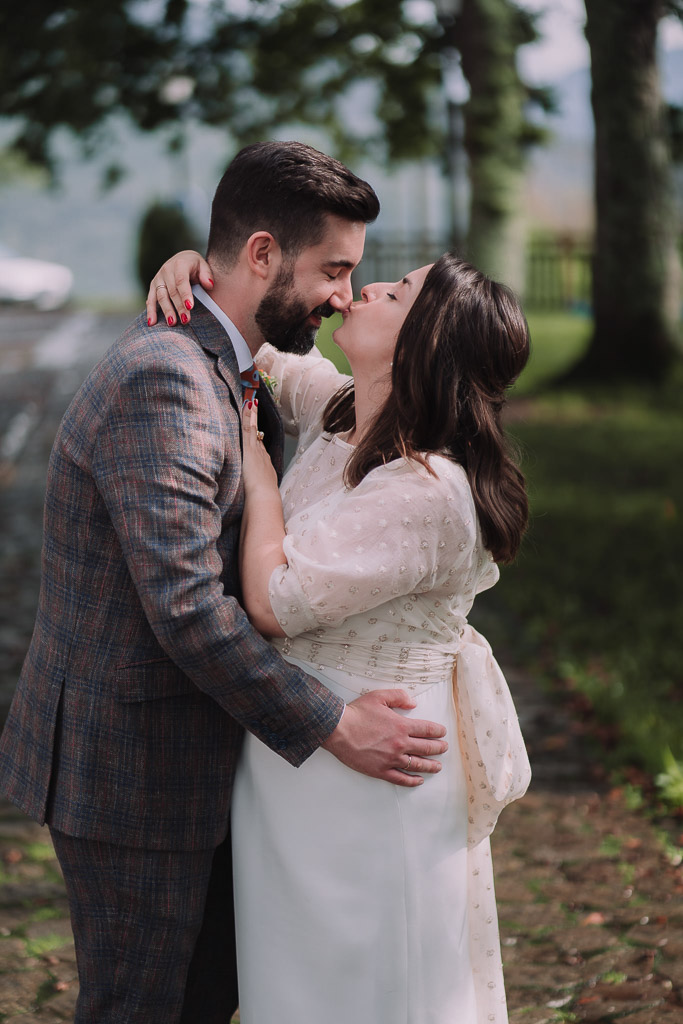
[0,141,447,1023]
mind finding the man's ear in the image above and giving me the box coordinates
[244,231,281,280]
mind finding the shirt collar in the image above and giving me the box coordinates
[192,284,253,372]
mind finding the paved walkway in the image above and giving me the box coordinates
[1,664,681,1023]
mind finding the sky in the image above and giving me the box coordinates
[516,0,683,83]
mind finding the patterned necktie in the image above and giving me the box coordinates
[240,363,261,406]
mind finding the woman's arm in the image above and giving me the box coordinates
[238,400,288,637]
[268,458,479,637]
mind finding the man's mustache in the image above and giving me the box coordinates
[309,302,336,320]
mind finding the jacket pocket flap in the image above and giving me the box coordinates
[115,658,197,703]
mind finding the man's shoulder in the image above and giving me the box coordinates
[116,311,202,357]
[101,312,220,380]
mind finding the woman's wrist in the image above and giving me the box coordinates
[243,481,283,507]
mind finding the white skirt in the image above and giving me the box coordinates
[231,657,498,1024]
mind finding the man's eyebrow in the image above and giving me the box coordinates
[324,259,355,269]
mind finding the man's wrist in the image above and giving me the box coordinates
[321,702,348,752]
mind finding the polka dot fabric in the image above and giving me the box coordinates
[255,343,531,1022]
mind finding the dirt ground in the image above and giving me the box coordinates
[0,666,681,1023]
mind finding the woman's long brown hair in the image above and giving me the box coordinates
[322,253,530,563]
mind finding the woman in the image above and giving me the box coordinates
[149,251,532,1024]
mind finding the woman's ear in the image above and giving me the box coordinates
[244,231,281,280]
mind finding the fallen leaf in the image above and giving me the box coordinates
[582,911,607,926]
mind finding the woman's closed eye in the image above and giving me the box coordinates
[386,291,397,301]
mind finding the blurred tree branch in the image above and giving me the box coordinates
[0,1,190,169]
[1,0,549,279]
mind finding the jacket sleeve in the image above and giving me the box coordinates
[90,351,343,765]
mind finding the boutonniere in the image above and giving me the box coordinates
[258,368,278,400]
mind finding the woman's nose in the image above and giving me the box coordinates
[360,281,392,302]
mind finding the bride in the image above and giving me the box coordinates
[150,250,532,1023]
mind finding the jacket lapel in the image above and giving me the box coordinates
[189,303,243,412]
[256,384,285,479]
[188,304,285,480]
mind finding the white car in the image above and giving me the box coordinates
[0,243,74,311]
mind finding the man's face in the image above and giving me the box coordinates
[255,215,366,354]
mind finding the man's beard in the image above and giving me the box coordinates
[255,265,334,355]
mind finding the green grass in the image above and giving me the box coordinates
[472,315,683,807]
[518,312,592,392]
[315,312,348,372]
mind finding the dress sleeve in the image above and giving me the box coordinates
[268,457,478,636]
[254,343,350,440]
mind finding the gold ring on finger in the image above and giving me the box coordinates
[256,430,265,442]
[405,754,413,771]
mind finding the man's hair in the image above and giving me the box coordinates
[206,141,379,268]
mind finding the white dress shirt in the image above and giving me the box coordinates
[192,284,254,372]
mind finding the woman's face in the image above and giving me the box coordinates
[333,264,432,379]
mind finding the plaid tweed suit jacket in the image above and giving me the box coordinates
[0,304,344,850]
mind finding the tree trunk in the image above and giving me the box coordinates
[455,0,528,289]
[573,0,681,382]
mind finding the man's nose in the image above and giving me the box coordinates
[328,275,354,311]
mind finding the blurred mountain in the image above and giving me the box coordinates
[0,48,681,302]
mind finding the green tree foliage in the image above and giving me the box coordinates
[196,0,549,273]
[0,1,187,169]
[1,0,547,275]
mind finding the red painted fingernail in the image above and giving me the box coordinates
[147,318,152,326]
[181,313,188,324]
[185,300,192,310]
[208,278,214,287]
[167,316,175,326]
[254,398,258,406]
[247,401,252,409]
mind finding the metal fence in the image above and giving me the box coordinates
[355,234,594,312]
[354,236,451,291]
[525,234,593,312]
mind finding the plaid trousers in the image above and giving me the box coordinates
[50,828,238,1024]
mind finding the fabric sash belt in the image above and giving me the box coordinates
[452,624,532,848]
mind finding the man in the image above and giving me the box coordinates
[0,141,447,1023]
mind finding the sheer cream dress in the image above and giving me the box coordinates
[231,345,531,1024]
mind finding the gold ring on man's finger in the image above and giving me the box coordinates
[405,754,413,771]
[256,431,265,442]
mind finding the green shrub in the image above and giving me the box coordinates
[135,200,204,297]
